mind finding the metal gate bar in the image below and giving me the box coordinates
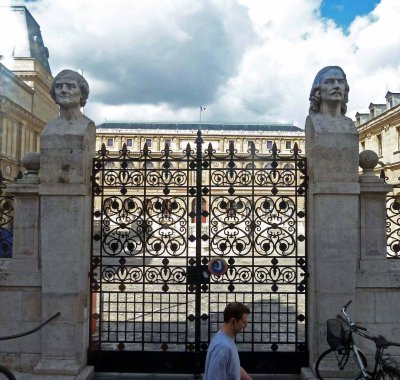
[89,131,308,373]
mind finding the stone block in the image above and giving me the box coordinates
[0,352,19,368]
[315,227,358,261]
[355,291,375,323]
[42,323,78,358]
[13,230,39,258]
[22,291,42,322]
[375,291,400,323]
[0,291,22,321]
[0,321,41,353]
[314,195,359,228]
[13,198,39,228]
[40,133,93,186]
[42,293,87,324]
[317,261,356,292]
[19,353,42,371]
[318,292,356,324]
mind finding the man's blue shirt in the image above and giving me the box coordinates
[204,330,240,380]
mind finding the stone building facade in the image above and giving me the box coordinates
[356,92,400,186]
[0,6,58,182]
[96,121,305,157]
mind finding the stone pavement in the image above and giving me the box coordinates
[94,373,302,380]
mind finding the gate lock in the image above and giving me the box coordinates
[187,265,210,285]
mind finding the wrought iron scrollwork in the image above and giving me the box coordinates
[387,188,400,258]
[90,132,307,367]
[0,174,13,258]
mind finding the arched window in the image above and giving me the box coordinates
[143,162,155,169]
[283,163,294,169]
[264,162,278,169]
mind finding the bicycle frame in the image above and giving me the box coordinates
[338,301,400,379]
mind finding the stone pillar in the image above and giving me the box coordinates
[305,114,360,367]
[1,154,43,372]
[358,150,393,269]
[5,152,41,276]
[356,151,400,357]
[34,117,95,379]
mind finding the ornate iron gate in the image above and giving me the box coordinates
[89,131,308,374]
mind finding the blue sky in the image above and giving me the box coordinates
[321,0,380,30]
[1,0,399,127]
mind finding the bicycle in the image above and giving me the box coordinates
[0,312,60,380]
[315,300,400,379]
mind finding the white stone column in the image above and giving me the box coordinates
[305,114,360,367]
[34,119,95,379]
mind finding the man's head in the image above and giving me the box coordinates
[50,69,89,108]
[224,302,250,335]
[309,66,349,115]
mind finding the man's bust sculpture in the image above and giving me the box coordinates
[40,69,95,186]
[305,66,359,182]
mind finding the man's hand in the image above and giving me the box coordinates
[240,366,253,380]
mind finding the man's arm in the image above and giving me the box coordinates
[240,366,253,380]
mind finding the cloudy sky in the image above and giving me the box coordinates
[2,0,400,128]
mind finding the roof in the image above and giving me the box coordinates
[0,6,51,74]
[97,121,304,133]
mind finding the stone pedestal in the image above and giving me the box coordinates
[305,114,360,367]
[35,118,95,379]
[0,163,43,372]
[355,151,400,358]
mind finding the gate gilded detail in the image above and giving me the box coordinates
[89,131,308,373]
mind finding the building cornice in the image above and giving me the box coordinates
[358,103,400,136]
[0,95,45,130]
[96,128,305,137]
[0,63,35,94]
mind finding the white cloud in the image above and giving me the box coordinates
[6,0,400,127]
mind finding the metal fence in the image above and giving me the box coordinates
[0,173,14,258]
[89,131,308,374]
[384,174,400,259]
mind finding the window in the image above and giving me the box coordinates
[164,139,171,148]
[370,108,375,119]
[361,141,365,151]
[247,140,255,148]
[285,141,292,150]
[397,128,400,151]
[145,138,152,147]
[377,134,382,157]
[265,162,278,169]
[144,162,155,169]
[126,138,133,147]
[388,98,393,108]
[245,163,255,169]
[106,138,113,147]
[266,140,273,150]
[283,163,294,169]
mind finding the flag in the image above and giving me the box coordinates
[200,106,206,111]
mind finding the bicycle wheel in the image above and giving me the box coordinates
[377,366,400,380]
[0,364,16,380]
[315,347,368,380]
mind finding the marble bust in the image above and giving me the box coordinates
[307,66,356,134]
[40,69,95,186]
[43,69,94,135]
[305,66,359,182]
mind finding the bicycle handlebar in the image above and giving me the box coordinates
[0,312,60,341]
[338,301,400,349]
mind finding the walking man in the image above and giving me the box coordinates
[204,302,253,380]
